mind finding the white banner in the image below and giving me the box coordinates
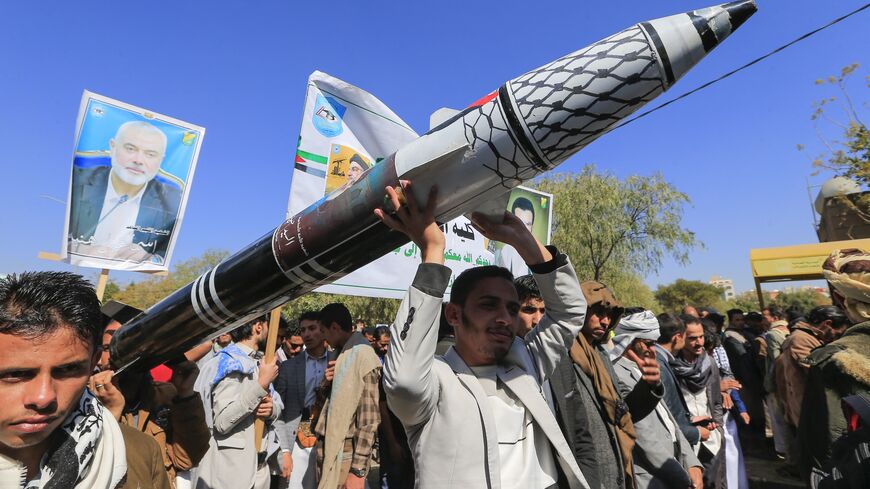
[287,72,497,299]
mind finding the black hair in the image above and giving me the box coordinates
[707,312,726,330]
[320,303,353,332]
[450,266,514,306]
[764,305,784,320]
[230,313,269,343]
[622,307,646,316]
[726,308,744,321]
[807,305,851,329]
[438,302,454,341]
[656,313,686,344]
[785,306,804,323]
[700,318,720,349]
[286,325,302,337]
[513,274,541,303]
[375,326,391,340]
[364,326,377,337]
[277,315,290,332]
[679,313,701,328]
[0,272,107,352]
[299,310,320,325]
[511,197,535,222]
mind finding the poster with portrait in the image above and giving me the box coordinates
[61,91,205,272]
[488,187,554,277]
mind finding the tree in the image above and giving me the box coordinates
[724,290,761,313]
[534,165,700,282]
[799,63,869,187]
[601,270,661,313]
[282,293,400,327]
[771,289,830,316]
[107,249,402,324]
[109,250,230,310]
[654,279,725,313]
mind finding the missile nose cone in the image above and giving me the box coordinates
[722,0,757,31]
[640,0,757,86]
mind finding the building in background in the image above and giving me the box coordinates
[710,275,736,301]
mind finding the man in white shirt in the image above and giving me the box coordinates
[379,183,589,489]
[274,312,329,489]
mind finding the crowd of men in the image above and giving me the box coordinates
[1,183,869,489]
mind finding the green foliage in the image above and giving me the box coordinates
[654,279,726,314]
[282,293,400,327]
[534,165,700,282]
[723,290,761,313]
[110,250,230,310]
[799,63,869,187]
[770,289,830,316]
[601,270,661,313]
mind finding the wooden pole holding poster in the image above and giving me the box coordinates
[254,307,283,452]
[95,268,110,303]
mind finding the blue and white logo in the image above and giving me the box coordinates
[312,94,346,138]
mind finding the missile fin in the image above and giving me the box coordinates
[430,108,461,130]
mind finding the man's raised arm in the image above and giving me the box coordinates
[470,211,586,382]
[377,182,449,428]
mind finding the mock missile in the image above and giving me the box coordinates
[110,1,756,371]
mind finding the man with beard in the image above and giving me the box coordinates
[672,316,724,489]
[314,303,381,489]
[68,120,181,264]
[549,284,663,489]
[0,271,169,488]
[194,316,282,489]
[801,250,870,480]
[773,305,850,471]
[380,183,588,488]
[609,310,703,489]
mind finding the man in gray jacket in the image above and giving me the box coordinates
[378,183,589,489]
[194,316,282,489]
[610,310,703,489]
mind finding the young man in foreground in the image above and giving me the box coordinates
[379,183,589,489]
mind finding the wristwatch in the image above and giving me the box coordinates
[349,467,367,478]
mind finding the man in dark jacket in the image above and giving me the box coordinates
[549,284,662,489]
[654,313,703,447]
[800,249,870,481]
[68,121,181,264]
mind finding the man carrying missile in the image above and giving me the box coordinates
[380,182,589,489]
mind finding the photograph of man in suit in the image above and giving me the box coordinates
[68,120,181,264]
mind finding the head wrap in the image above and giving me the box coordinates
[580,280,625,334]
[823,248,870,323]
[609,310,660,361]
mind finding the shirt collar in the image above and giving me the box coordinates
[106,171,147,204]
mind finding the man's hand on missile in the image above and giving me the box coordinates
[375,181,445,265]
[470,211,551,266]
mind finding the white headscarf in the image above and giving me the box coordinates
[609,310,660,361]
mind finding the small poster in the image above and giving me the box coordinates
[62,91,205,272]
[488,187,554,277]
